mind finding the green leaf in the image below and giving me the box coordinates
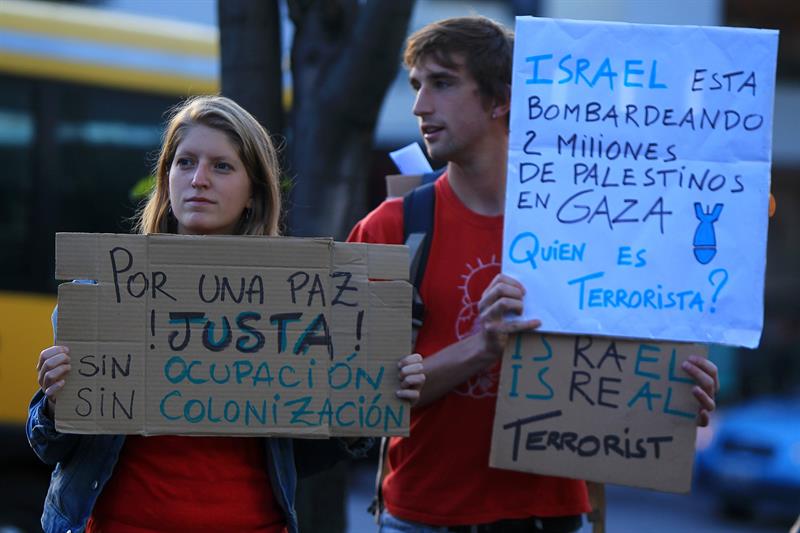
[130,175,156,201]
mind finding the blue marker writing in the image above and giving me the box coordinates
[693,203,723,264]
[509,232,586,270]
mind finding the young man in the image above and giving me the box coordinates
[348,16,718,533]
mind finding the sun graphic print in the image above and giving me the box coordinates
[453,254,501,398]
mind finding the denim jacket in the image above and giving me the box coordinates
[26,303,373,533]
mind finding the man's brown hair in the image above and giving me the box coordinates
[404,16,513,106]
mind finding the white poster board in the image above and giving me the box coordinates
[503,17,778,348]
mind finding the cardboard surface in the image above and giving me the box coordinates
[54,233,411,437]
[385,174,424,198]
[503,17,778,347]
[490,333,706,493]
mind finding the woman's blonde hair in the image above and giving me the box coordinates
[135,95,282,236]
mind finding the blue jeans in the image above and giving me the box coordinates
[379,511,450,533]
[378,510,585,533]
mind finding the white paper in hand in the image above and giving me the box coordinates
[389,143,433,174]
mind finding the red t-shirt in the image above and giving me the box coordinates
[86,436,286,533]
[348,175,590,525]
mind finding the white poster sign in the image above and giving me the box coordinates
[503,17,778,347]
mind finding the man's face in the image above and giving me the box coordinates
[409,54,493,163]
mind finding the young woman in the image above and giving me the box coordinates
[28,95,425,533]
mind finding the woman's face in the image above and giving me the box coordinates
[168,124,252,236]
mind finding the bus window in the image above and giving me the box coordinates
[0,75,35,291]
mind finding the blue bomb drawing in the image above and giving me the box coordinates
[693,203,724,264]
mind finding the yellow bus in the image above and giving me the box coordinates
[0,0,217,527]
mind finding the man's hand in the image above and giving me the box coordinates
[476,273,541,360]
[681,355,719,427]
[412,274,540,408]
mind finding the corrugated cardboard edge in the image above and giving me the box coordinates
[56,232,99,280]
[330,242,412,437]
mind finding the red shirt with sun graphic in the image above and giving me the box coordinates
[348,174,589,525]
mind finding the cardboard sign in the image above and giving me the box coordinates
[490,333,706,493]
[503,17,779,348]
[53,233,411,437]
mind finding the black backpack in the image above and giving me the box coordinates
[402,168,445,344]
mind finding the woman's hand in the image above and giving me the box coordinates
[396,353,425,407]
[37,345,71,418]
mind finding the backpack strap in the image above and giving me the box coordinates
[403,180,436,340]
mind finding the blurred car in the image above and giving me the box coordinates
[695,392,800,520]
